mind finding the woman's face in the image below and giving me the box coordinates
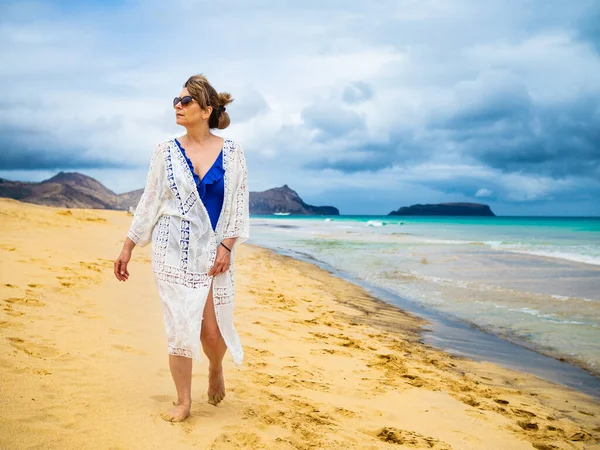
[174,87,212,127]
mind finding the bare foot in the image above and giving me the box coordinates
[207,366,225,406]
[161,402,191,422]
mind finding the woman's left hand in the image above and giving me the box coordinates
[208,244,231,277]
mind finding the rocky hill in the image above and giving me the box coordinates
[389,203,495,216]
[0,172,124,210]
[0,174,339,215]
[116,188,144,210]
[249,184,339,215]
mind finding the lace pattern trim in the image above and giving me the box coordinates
[214,285,234,306]
[217,141,250,242]
[152,262,214,289]
[165,146,197,216]
[169,346,192,358]
[128,229,141,244]
[180,219,190,271]
[154,215,170,265]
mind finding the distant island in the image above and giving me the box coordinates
[389,203,495,216]
[0,173,339,216]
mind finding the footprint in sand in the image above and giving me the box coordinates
[312,348,352,357]
[297,317,320,326]
[275,292,297,306]
[517,420,539,430]
[112,344,147,355]
[308,331,329,339]
[401,374,426,388]
[370,427,452,449]
[4,297,46,307]
[280,365,330,392]
[252,371,295,389]
[300,379,331,392]
[210,431,263,449]
[369,353,407,372]
[334,407,359,418]
[288,398,336,426]
[461,396,480,407]
[336,336,364,350]
[57,277,75,288]
[244,346,274,357]
[512,408,536,418]
[7,337,60,359]
[79,261,104,272]
[321,320,345,330]
[247,361,267,369]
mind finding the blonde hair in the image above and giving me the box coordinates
[184,74,233,129]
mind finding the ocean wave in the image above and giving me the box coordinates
[414,237,600,266]
[508,307,554,318]
[507,308,591,326]
[551,294,595,303]
[485,242,600,266]
[418,238,480,245]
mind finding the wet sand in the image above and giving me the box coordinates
[1,198,599,449]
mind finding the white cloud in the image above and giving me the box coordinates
[0,0,598,215]
[475,188,493,197]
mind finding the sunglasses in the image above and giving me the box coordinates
[173,96,195,107]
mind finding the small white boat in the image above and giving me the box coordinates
[273,212,291,216]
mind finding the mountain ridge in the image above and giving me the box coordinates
[0,172,339,215]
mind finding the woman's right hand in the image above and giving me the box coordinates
[114,249,132,282]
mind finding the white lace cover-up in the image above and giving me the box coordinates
[127,138,249,365]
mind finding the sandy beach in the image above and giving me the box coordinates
[1,198,599,450]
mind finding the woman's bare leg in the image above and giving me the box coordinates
[162,354,193,421]
[201,280,227,405]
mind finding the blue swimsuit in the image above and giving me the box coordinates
[174,138,225,231]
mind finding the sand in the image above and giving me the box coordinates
[1,197,599,450]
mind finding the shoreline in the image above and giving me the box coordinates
[249,238,600,389]
[1,198,599,449]
[250,242,600,395]
[236,243,600,447]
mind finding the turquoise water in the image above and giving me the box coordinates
[248,215,600,376]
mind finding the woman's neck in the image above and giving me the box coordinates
[184,125,212,146]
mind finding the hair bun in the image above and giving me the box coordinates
[184,74,233,130]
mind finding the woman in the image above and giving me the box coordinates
[113,74,249,422]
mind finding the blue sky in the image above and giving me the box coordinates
[1,0,599,215]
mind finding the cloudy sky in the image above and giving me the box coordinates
[1,0,599,215]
